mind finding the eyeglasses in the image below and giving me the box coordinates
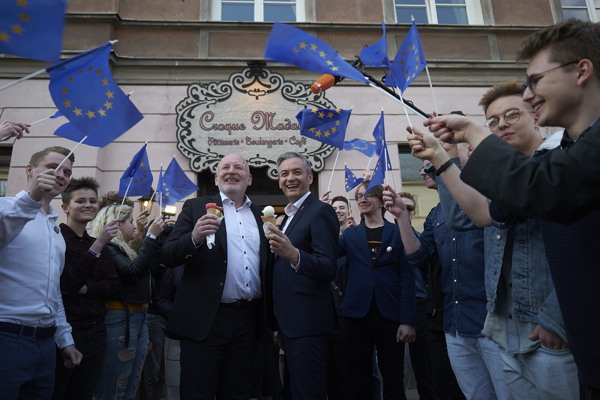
[405,205,415,212]
[356,193,376,201]
[523,61,579,92]
[484,109,533,132]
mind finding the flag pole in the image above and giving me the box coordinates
[396,89,413,130]
[327,149,340,192]
[55,136,87,172]
[367,82,427,121]
[366,156,373,171]
[0,68,47,92]
[30,116,51,126]
[425,66,438,114]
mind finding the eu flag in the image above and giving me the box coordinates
[343,139,376,157]
[296,108,351,150]
[158,158,199,206]
[366,148,388,195]
[360,22,388,67]
[265,22,368,84]
[119,144,153,197]
[0,0,67,63]
[345,166,364,193]
[389,22,427,93]
[47,42,143,148]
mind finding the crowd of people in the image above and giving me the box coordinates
[0,18,598,400]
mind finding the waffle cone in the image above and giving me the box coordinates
[261,216,276,225]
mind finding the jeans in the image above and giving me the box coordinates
[445,333,512,400]
[93,309,150,400]
[499,345,579,400]
[408,301,437,400]
[0,330,56,400]
[146,313,166,400]
[53,322,107,400]
[163,337,181,400]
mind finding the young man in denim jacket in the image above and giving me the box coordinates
[407,81,578,400]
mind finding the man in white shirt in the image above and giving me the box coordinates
[0,146,82,399]
[161,153,271,400]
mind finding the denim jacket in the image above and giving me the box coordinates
[406,201,488,337]
[438,158,567,342]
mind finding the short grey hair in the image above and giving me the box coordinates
[276,152,312,174]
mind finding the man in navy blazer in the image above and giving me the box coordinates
[161,154,271,400]
[266,152,339,400]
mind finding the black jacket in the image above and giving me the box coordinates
[107,238,162,304]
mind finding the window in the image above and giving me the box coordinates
[394,0,483,24]
[0,147,12,197]
[560,0,600,21]
[212,0,305,22]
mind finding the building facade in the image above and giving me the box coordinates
[0,0,583,228]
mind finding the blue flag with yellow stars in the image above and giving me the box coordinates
[372,111,392,170]
[0,0,67,63]
[389,21,427,93]
[264,22,368,84]
[366,148,388,195]
[296,108,351,150]
[360,22,388,67]
[119,144,153,197]
[345,165,364,193]
[46,42,143,147]
[159,158,199,206]
[343,139,376,157]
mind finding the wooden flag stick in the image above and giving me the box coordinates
[425,65,438,115]
[55,136,87,172]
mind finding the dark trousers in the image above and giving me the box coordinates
[0,330,56,400]
[280,330,329,400]
[426,328,465,400]
[408,301,437,400]
[327,321,353,400]
[345,300,407,400]
[52,322,107,400]
[581,381,600,400]
[146,313,167,400]
[179,303,256,400]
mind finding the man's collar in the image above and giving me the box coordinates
[285,191,311,216]
[219,191,251,208]
[562,115,600,148]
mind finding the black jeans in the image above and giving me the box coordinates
[345,299,407,400]
[52,321,107,400]
[408,301,437,400]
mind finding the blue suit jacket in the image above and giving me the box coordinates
[339,220,416,326]
[267,193,339,338]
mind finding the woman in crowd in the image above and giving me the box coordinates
[91,193,165,400]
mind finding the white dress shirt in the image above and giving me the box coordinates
[219,192,261,303]
[0,191,74,348]
[280,191,311,271]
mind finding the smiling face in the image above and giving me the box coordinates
[332,200,349,224]
[215,154,252,201]
[26,151,72,198]
[278,157,313,204]
[485,95,541,154]
[356,185,383,217]
[61,188,99,224]
[523,48,580,131]
[118,214,136,243]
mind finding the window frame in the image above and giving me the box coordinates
[393,0,483,25]
[212,0,306,22]
[560,0,600,22]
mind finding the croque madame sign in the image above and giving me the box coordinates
[175,67,336,180]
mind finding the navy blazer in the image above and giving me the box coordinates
[339,220,416,326]
[161,195,270,342]
[267,193,339,338]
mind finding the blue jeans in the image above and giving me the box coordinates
[93,309,150,400]
[445,333,512,400]
[0,330,56,400]
[499,345,579,400]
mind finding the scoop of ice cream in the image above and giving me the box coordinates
[263,206,275,217]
